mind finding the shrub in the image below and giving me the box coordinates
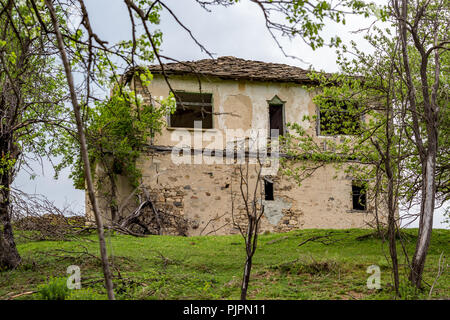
[38,277,70,300]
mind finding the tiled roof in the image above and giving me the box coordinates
[146,56,319,84]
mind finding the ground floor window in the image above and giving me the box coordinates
[352,181,367,211]
[264,178,274,201]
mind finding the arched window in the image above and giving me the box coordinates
[267,95,285,136]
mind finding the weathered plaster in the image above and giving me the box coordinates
[86,74,388,235]
[262,197,292,225]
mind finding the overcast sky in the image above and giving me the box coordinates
[13,0,448,229]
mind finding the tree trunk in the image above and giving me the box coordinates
[385,96,399,295]
[0,139,21,270]
[240,217,256,300]
[387,177,400,295]
[0,186,21,270]
[240,255,253,300]
[107,172,118,223]
[410,149,436,288]
[44,0,115,300]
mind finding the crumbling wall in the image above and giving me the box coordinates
[134,152,384,235]
[87,151,385,235]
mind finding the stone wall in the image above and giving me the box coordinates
[133,152,385,236]
[87,151,386,235]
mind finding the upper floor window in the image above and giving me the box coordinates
[268,95,285,137]
[317,100,361,136]
[170,92,213,129]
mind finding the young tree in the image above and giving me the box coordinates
[40,0,172,300]
[283,0,448,292]
[391,0,448,288]
[0,0,68,270]
[282,77,405,296]
[230,158,265,300]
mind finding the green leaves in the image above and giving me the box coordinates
[8,51,17,65]
[0,0,70,191]
[62,74,175,190]
[0,154,16,177]
[284,0,448,214]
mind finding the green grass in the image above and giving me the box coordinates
[1,228,448,300]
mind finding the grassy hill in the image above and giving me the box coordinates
[0,228,448,300]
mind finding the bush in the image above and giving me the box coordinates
[38,277,70,300]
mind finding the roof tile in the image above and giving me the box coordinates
[147,56,316,84]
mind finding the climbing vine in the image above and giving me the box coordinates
[58,69,175,221]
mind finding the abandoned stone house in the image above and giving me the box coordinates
[87,56,384,236]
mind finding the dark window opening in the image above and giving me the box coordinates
[269,104,284,136]
[352,181,367,211]
[170,92,213,128]
[318,100,361,136]
[264,179,274,201]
